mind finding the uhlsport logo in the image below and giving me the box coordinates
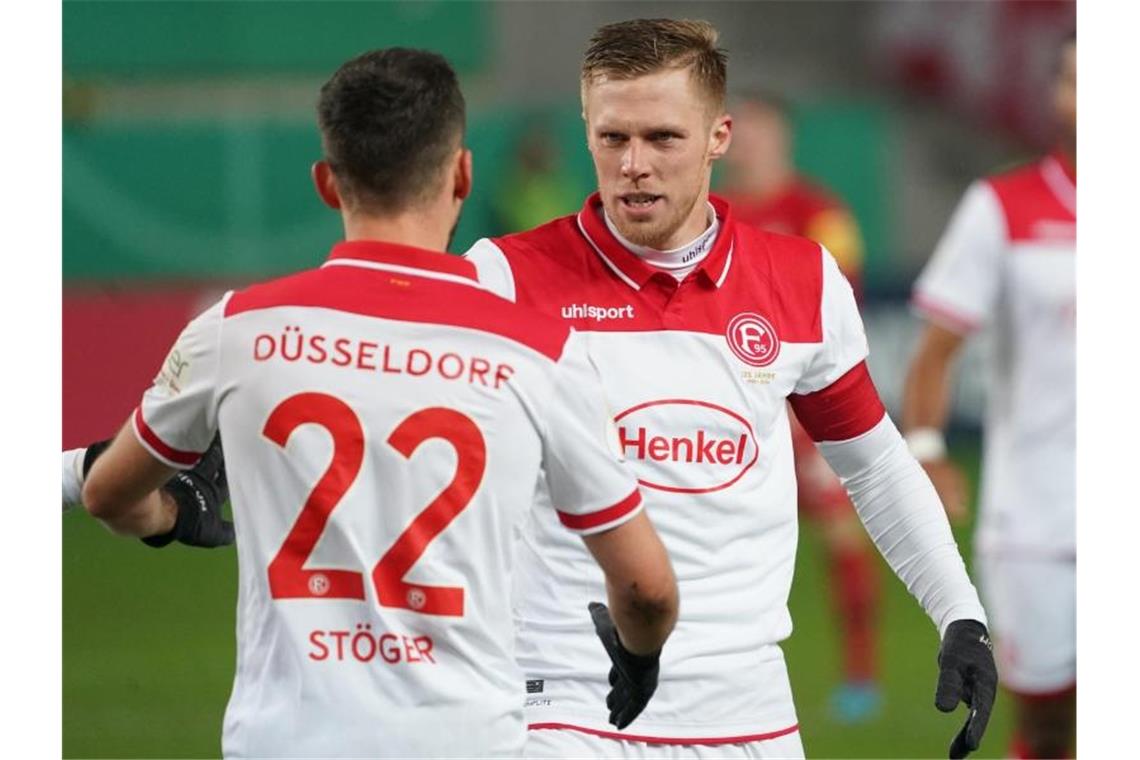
[726,312,780,367]
[613,399,758,494]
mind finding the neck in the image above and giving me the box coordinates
[341,206,454,252]
[660,186,715,250]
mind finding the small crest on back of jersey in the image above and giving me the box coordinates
[726,312,780,367]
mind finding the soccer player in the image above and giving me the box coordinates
[75,48,679,758]
[464,19,996,758]
[722,91,883,723]
[902,35,1076,759]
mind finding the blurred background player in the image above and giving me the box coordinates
[903,35,1076,760]
[722,91,882,724]
[74,47,678,757]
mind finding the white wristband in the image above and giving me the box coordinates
[904,428,947,462]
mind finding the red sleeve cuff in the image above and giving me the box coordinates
[789,361,886,443]
[556,489,642,532]
[132,407,203,467]
[910,292,982,335]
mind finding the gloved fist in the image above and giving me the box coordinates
[142,434,234,549]
[936,619,998,759]
[588,601,661,730]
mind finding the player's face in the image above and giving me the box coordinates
[1052,41,1076,148]
[584,68,731,250]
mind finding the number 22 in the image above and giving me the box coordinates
[263,393,485,617]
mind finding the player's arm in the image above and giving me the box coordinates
[535,329,678,729]
[903,179,1005,523]
[581,510,678,655]
[82,424,178,537]
[902,322,969,520]
[73,296,234,548]
[792,247,995,758]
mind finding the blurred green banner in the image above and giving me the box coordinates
[63,0,490,77]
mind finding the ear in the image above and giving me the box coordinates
[707,114,733,162]
[453,148,473,202]
[311,160,342,210]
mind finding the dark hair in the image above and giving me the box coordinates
[318,48,466,213]
[581,19,728,113]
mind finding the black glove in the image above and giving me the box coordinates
[82,434,233,548]
[588,601,661,730]
[142,434,234,549]
[936,619,998,759]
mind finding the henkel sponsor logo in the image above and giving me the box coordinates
[560,303,635,322]
[726,312,780,367]
[613,399,758,494]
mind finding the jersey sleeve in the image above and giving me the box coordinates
[535,331,643,536]
[911,180,1006,334]
[793,245,870,395]
[463,238,517,302]
[132,295,229,469]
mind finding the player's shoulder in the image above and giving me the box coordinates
[489,212,592,279]
[224,268,322,318]
[495,213,580,254]
[448,279,574,361]
[983,155,1046,191]
[978,153,1073,234]
[733,221,824,276]
[728,222,827,336]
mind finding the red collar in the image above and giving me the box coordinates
[325,240,478,281]
[575,192,735,290]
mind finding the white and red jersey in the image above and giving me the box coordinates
[913,153,1076,558]
[465,193,887,742]
[130,241,642,758]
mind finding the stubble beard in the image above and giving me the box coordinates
[610,187,703,250]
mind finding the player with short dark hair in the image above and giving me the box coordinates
[72,47,678,758]
[466,18,995,758]
[903,34,1077,760]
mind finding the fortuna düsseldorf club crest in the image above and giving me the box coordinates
[726,312,780,367]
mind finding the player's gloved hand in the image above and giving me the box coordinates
[588,601,661,730]
[141,435,234,549]
[936,619,998,759]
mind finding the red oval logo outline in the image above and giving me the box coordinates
[613,399,759,494]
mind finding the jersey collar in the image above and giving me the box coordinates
[324,240,478,282]
[1041,150,1076,217]
[576,192,735,290]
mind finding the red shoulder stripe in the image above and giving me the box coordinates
[225,267,570,362]
[132,407,202,467]
[556,489,642,532]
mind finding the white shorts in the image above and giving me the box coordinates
[524,727,805,759]
[976,553,1076,694]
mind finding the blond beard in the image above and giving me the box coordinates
[609,189,704,250]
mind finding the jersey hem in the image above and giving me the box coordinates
[527,722,800,746]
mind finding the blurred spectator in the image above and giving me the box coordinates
[493,118,580,234]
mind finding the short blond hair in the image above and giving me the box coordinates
[581,18,728,113]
